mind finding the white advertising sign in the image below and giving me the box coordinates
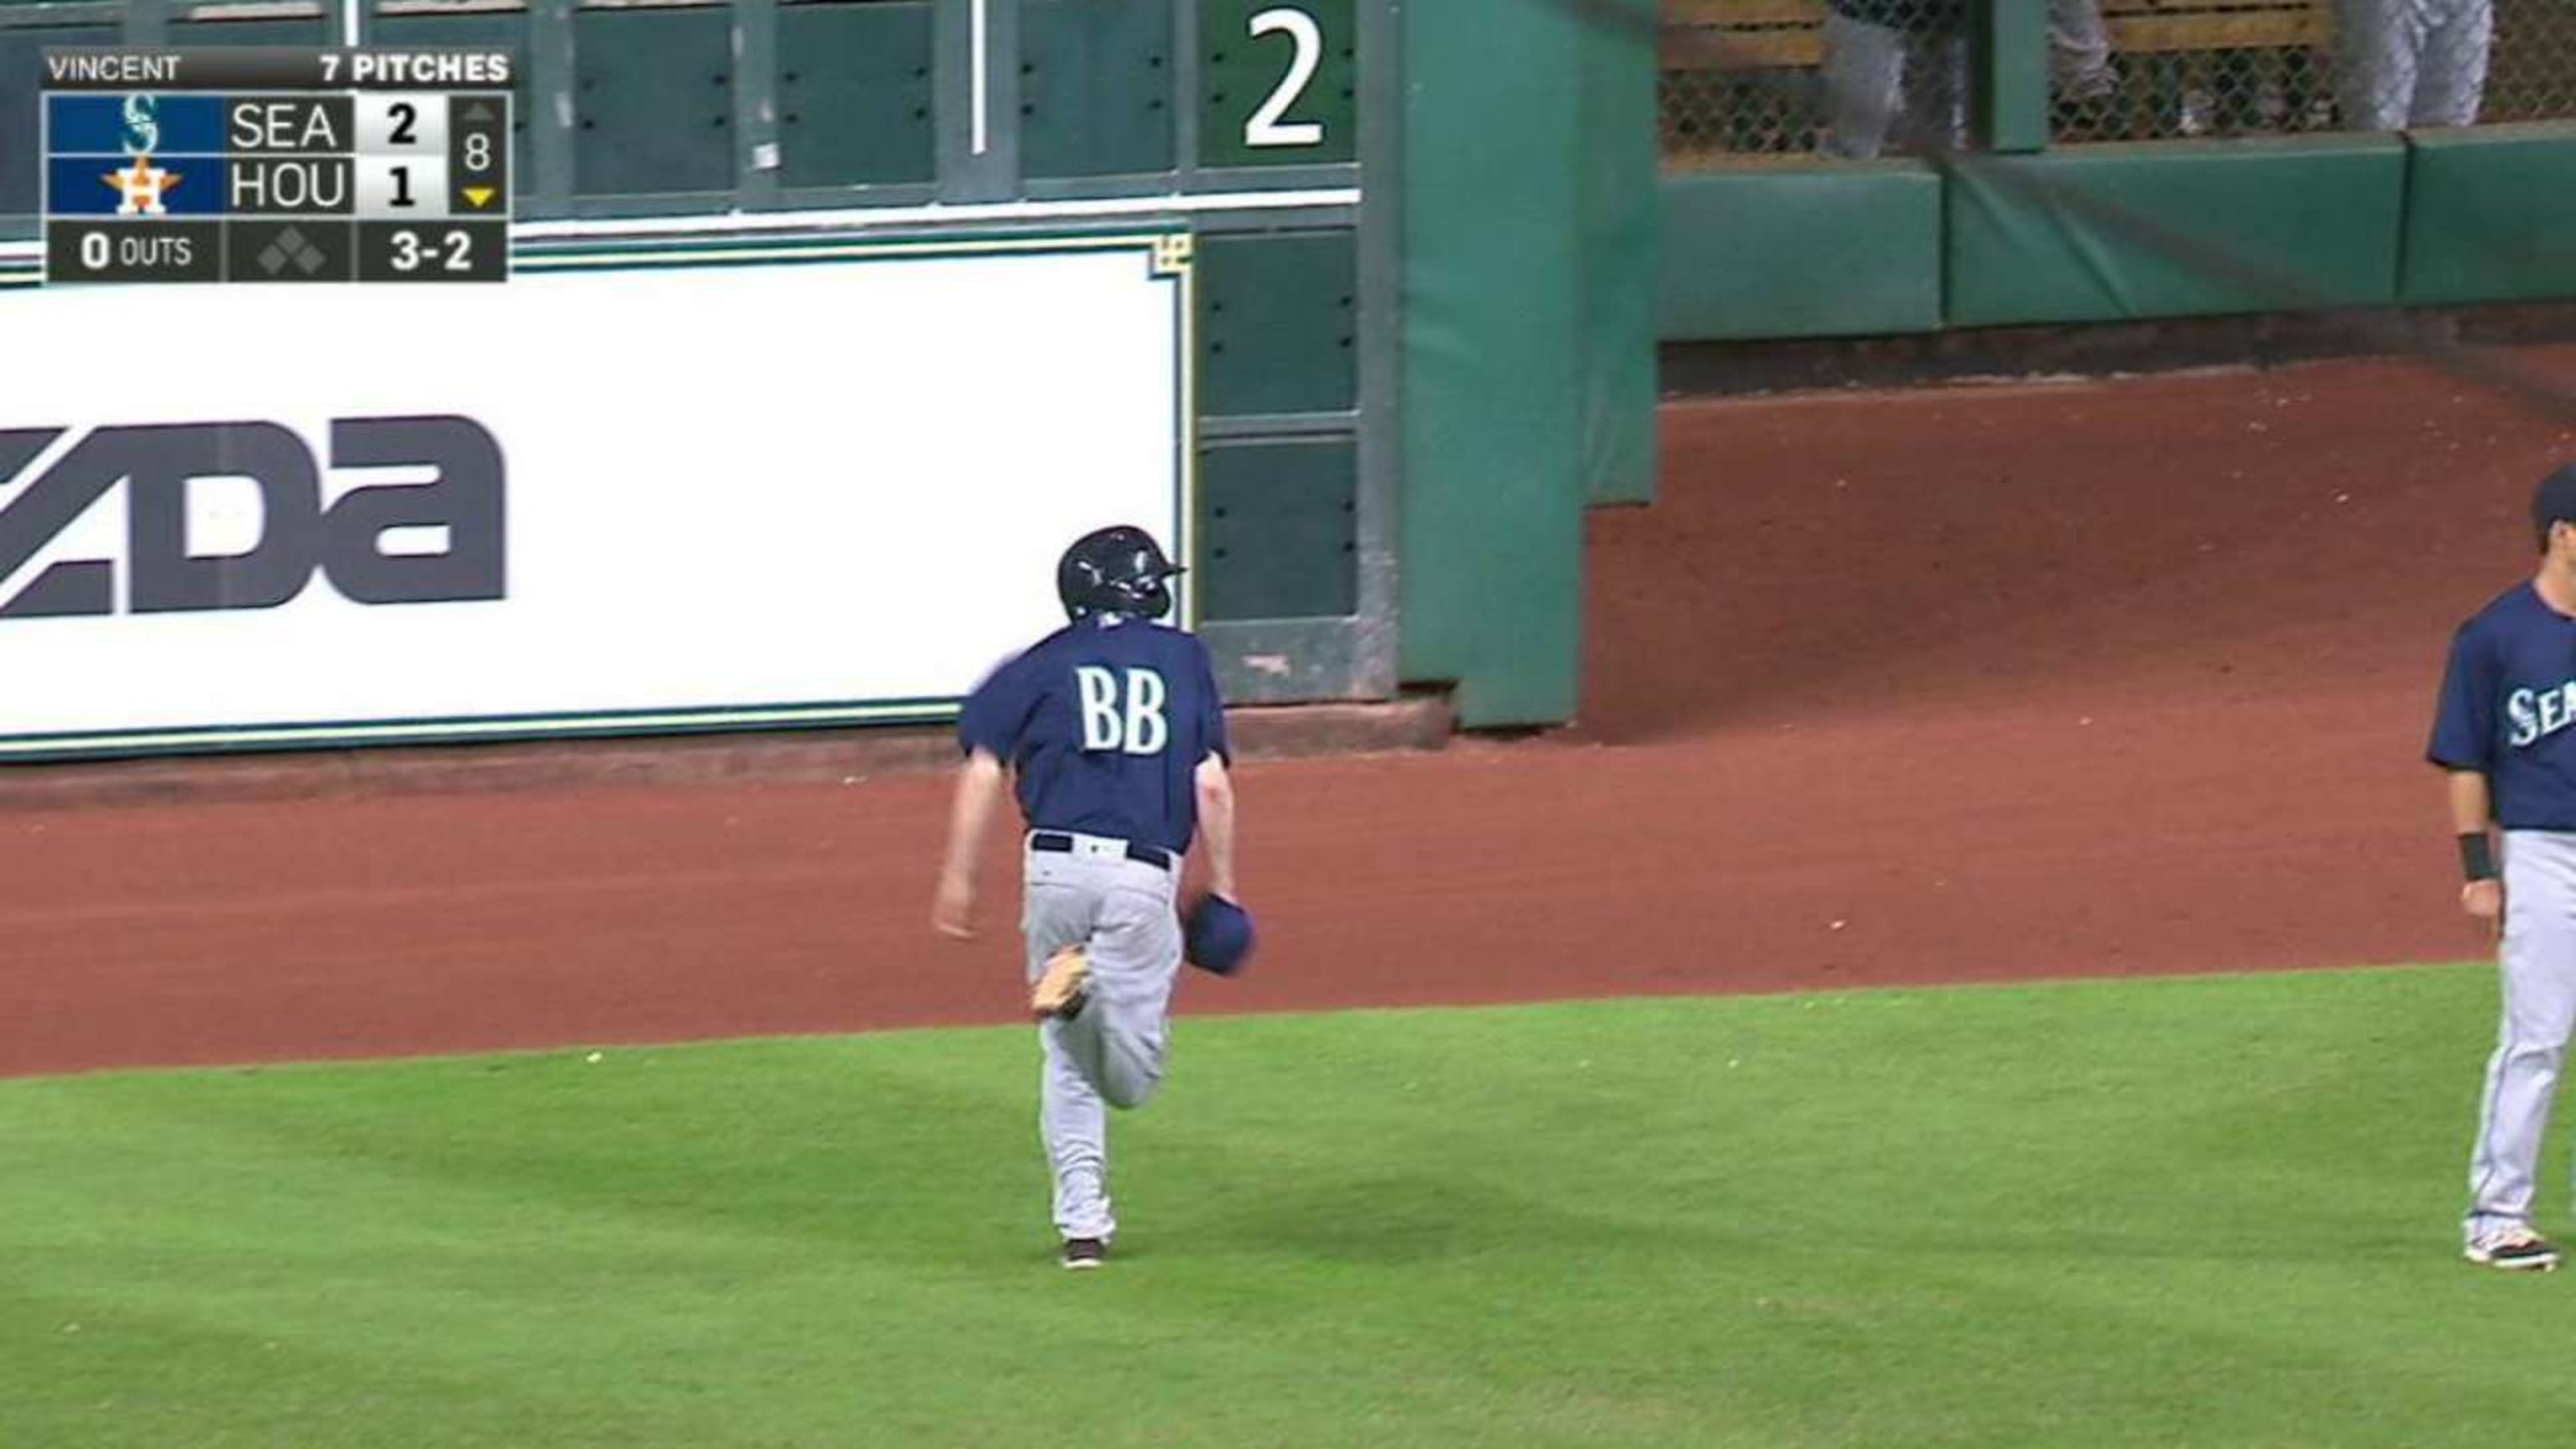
[0,232,1194,757]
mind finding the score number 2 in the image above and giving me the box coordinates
[1244,6,1326,148]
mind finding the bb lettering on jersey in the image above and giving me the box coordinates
[1076,666,1169,756]
[2507,682,2576,747]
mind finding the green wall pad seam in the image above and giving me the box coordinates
[1945,137,2408,327]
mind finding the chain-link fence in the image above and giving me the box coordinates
[2049,3,2334,143]
[1662,0,2576,164]
[1662,0,1967,163]
[2488,1,2576,122]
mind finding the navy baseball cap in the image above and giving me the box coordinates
[2536,464,2576,547]
[1184,896,1255,976]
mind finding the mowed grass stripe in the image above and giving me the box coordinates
[1,965,2566,1448]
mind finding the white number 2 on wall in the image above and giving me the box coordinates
[1244,7,1326,148]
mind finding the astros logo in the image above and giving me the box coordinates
[102,155,181,216]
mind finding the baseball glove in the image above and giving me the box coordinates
[1182,894,1256,976]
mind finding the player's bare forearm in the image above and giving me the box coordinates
[932,750,1006,937]
[2448,769,2504,936]
[1194,755,1239,901]
[2449,770,2495,838]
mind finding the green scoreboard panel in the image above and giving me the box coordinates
[1199,0,1356,169]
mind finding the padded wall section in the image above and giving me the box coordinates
[1659,163,1945,342]
[1946,136,2407,326]
[2401,122,2576,306]
[1581,0,1659,506]
[1400,0,1587,726]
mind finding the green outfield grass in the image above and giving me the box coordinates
[3,965,2568,1448]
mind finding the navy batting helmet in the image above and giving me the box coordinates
[1057,525,1183,621]
[2534,463,2576,552]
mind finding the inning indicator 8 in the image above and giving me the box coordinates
[39,48,512,285]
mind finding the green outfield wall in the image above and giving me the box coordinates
[1660,131,2556,340]
[0,0,1659,745]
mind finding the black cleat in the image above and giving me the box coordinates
[1061,1237,1109,1270]
[2465,1228,2562,1271]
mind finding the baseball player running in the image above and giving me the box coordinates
[2428,464,2576,1271]
[931,524,1241,1270]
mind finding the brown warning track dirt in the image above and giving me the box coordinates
[8,351,2573,1077]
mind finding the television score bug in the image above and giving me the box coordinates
[39,47,512,284]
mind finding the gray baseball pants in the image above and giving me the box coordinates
[2336,0,2490,130]
[1821,3,2110,155]
[2465,829,2576,1243]
[1022,833,1184,1244]
[2050,0,2115,96]
[1820,11,1968,159]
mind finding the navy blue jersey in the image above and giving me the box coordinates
[958,617,1231,855]
[2428,583,2576,829]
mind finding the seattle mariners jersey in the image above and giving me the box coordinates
[958,616,1231,856]
[2428,583,2576,828]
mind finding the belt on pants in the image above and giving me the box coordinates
[1029,830,1174,872]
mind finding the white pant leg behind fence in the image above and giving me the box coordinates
[1821,12,1968,159]
[2465,830,2576,1244]
[1821,11,1907,158]
[2339,0,2424,129]
[2411,0,2492,127]
[2049,0,2115,96]
[1901,31,1970,151]
[1023,839,1185,1244]
[2340,0,2492,129]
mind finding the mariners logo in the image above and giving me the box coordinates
[119,94,159,154]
